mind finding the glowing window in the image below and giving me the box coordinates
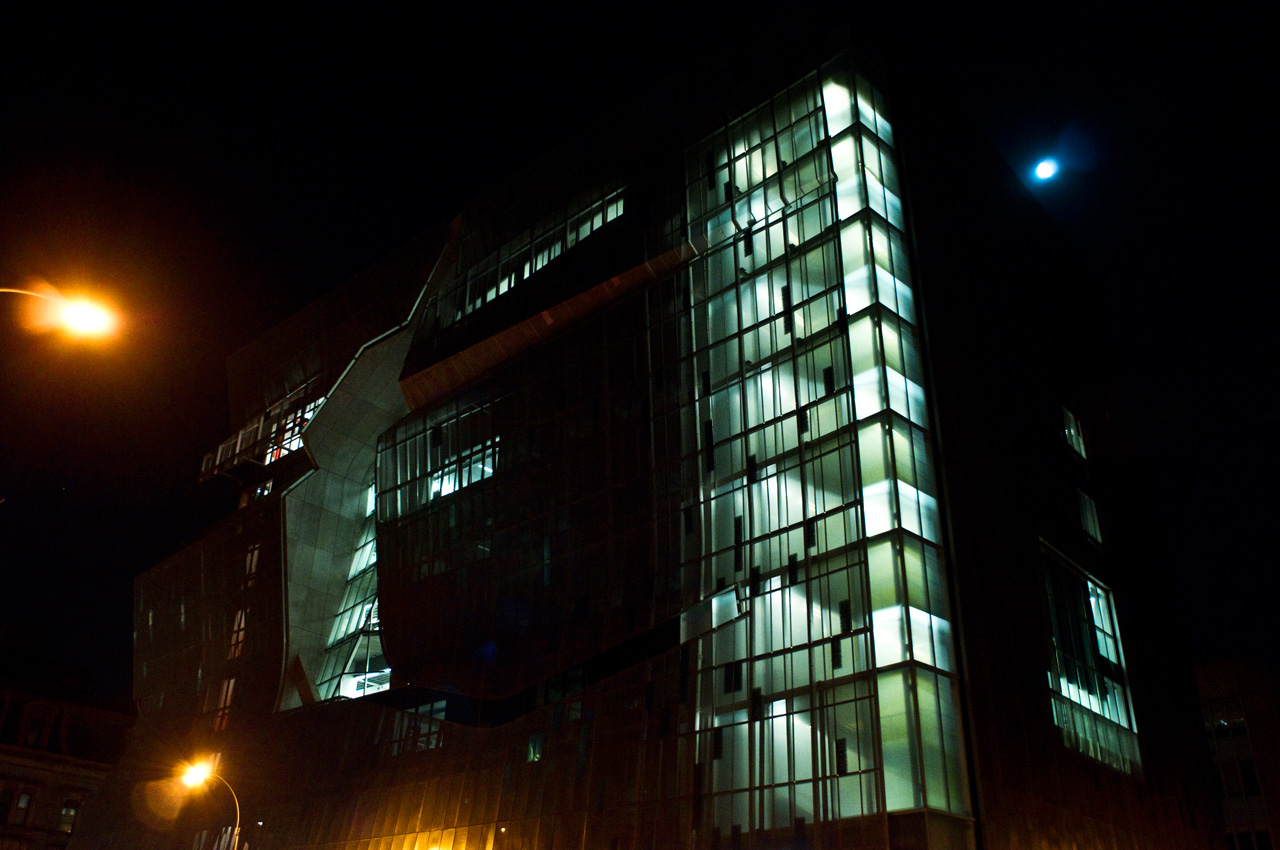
[228,609,246,659]
[1046,563,1138,773]
[58,802,79,833]
[264,397,324,463]
[14,793,31,825]
[429,439,498,500]
[450,189,625,325]
[527,733,546,762]
[1063,407,1087,458]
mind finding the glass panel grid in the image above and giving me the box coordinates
[680,63,966,824]
[1046,563,1139,773]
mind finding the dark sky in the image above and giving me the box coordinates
[1,10,1271,698]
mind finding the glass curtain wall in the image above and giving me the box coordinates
[678,59,969,835]
[1046,563,1140,774]
[435,188,625,328]
[318,482,390,699]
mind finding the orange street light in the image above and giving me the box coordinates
[1,283,118,338]
[181,761,213,788]
[178,760,241,849]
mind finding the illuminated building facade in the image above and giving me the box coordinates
[73,51,1217,850]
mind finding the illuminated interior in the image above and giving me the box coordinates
[318,482,390,699]
[1046,563,1139,773]
[443,188,625,325]
[681,65,967,829]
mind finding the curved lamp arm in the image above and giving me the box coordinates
[211,773,241,848]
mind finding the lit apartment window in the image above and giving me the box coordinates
[1079,490,1102,542]
[13,792,32,825]
[228,609,246,659]
[58,801,79,833]
[527,733,545,762]
[1045,562,1139,773]
[1063,407,1087,458]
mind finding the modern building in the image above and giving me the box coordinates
[73,48,1219,850]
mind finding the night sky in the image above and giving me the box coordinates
[1,9,1271,700]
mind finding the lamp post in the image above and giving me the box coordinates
[181,761,241,850]
[1,284,117,337]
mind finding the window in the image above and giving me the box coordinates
[445,189,625,325]
[18,702,57,749]
[1078,490,1102,542]
[264,396,323,463]
[213,678,235,731]
[58,801,79,833]
[1063,407,1087,458]
[1045,561,1138,773]
[389,700,447,755]
[228,609,246,659]
[376,407,498,523]
[527,733,545,762]
[13,792,32,826]
[244,544,260,587]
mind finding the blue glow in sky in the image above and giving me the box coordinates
[1034,158,1059,180]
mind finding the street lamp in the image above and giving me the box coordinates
[1,283,117,337]
[180,760,240,850]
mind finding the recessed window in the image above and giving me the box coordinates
[244,544,260,587]
[213,678,235,731]
[1078,491,1102,542]
[58,802,79,833]
[527,733,545,762]
[13,792,32,826]
[228,609,246,659]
